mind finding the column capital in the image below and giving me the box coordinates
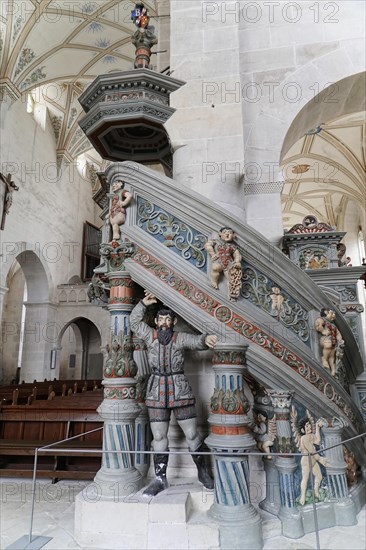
[321,416,349,430]
[100,242,135,273]
[0,79,21,104]
[212,342,248,366]
[268,390,294,412]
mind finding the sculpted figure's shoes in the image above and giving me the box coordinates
[143,453,169,497]
[192,444,214,490]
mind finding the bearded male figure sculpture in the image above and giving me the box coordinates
[130,291,217,496]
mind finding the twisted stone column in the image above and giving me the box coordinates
[94,243,142,499]
[205,343,263,550]
[322,418,356,525]
[269,390,304,539]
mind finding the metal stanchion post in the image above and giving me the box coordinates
[6,448,52,550]
[308,451,321,550]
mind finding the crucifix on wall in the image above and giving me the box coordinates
[0,172,19,230]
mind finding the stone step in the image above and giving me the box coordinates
[74,479,217,549]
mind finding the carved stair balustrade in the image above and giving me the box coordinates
[98,162,365,463]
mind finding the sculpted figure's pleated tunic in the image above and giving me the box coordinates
[130,301,207,409]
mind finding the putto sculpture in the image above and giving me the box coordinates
[109,180,133,242]
[252,412,276,456]
[269,286,284,316]
[130,291,217,496]
[205,226,242,301]
[315,308,344,377]
[290,407,329,505]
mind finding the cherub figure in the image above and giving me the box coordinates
[315,308,344,376]
[205,227,242,301]
[252,412,276,457]
[303,249,314,269]
[109,180,133,241]
[343,446,358,486]
[291,407,329,505]
[270,287,284,316]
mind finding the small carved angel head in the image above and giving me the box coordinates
[219,227,236,242]
[111,180,125,193]
[299,418,312,434]
[320,308,336,321]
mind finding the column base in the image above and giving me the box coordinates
[334,497,357,526]
[209,503,263,549]
[259,458,280,516]
[259,498,280,516]
[94,467,143,500]
[278,507,304,539]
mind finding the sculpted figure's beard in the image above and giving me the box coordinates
[157,326,174,345]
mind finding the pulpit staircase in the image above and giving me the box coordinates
[105,161,364,461]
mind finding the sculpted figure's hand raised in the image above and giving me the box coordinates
[142,291,158,307]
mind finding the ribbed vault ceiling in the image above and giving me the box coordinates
[281,111,366,231]
[0,0,157,165]
[0,0,157,89]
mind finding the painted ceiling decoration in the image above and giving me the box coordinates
[0,0,157,171]
[281,111,366,231]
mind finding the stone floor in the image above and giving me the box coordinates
[0,478,365,550]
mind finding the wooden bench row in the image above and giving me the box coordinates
[0,390,104,482]
[0,379,101,405]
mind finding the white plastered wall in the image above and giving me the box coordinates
[0,96,104,382]
[165,1,365,243]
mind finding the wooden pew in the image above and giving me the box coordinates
[0,390,104,482]
[0,380,101,405]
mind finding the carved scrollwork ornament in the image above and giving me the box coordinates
[137,198,207,269]
[339,304,364,313]
[100,242,135,271]
[87,274,109,304]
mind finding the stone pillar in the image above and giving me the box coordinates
[0,285,9,381]
[252,391,280,516]
[94,243,143,499]
[20,302,57,382]
[0,285,8,315]
[260,456,281,516]
[269,390,304,539]
[167,3,246,219]
[322,418,357,526]
[205,343,263,550]
[133,337,151,477]
[244,181,284,245]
